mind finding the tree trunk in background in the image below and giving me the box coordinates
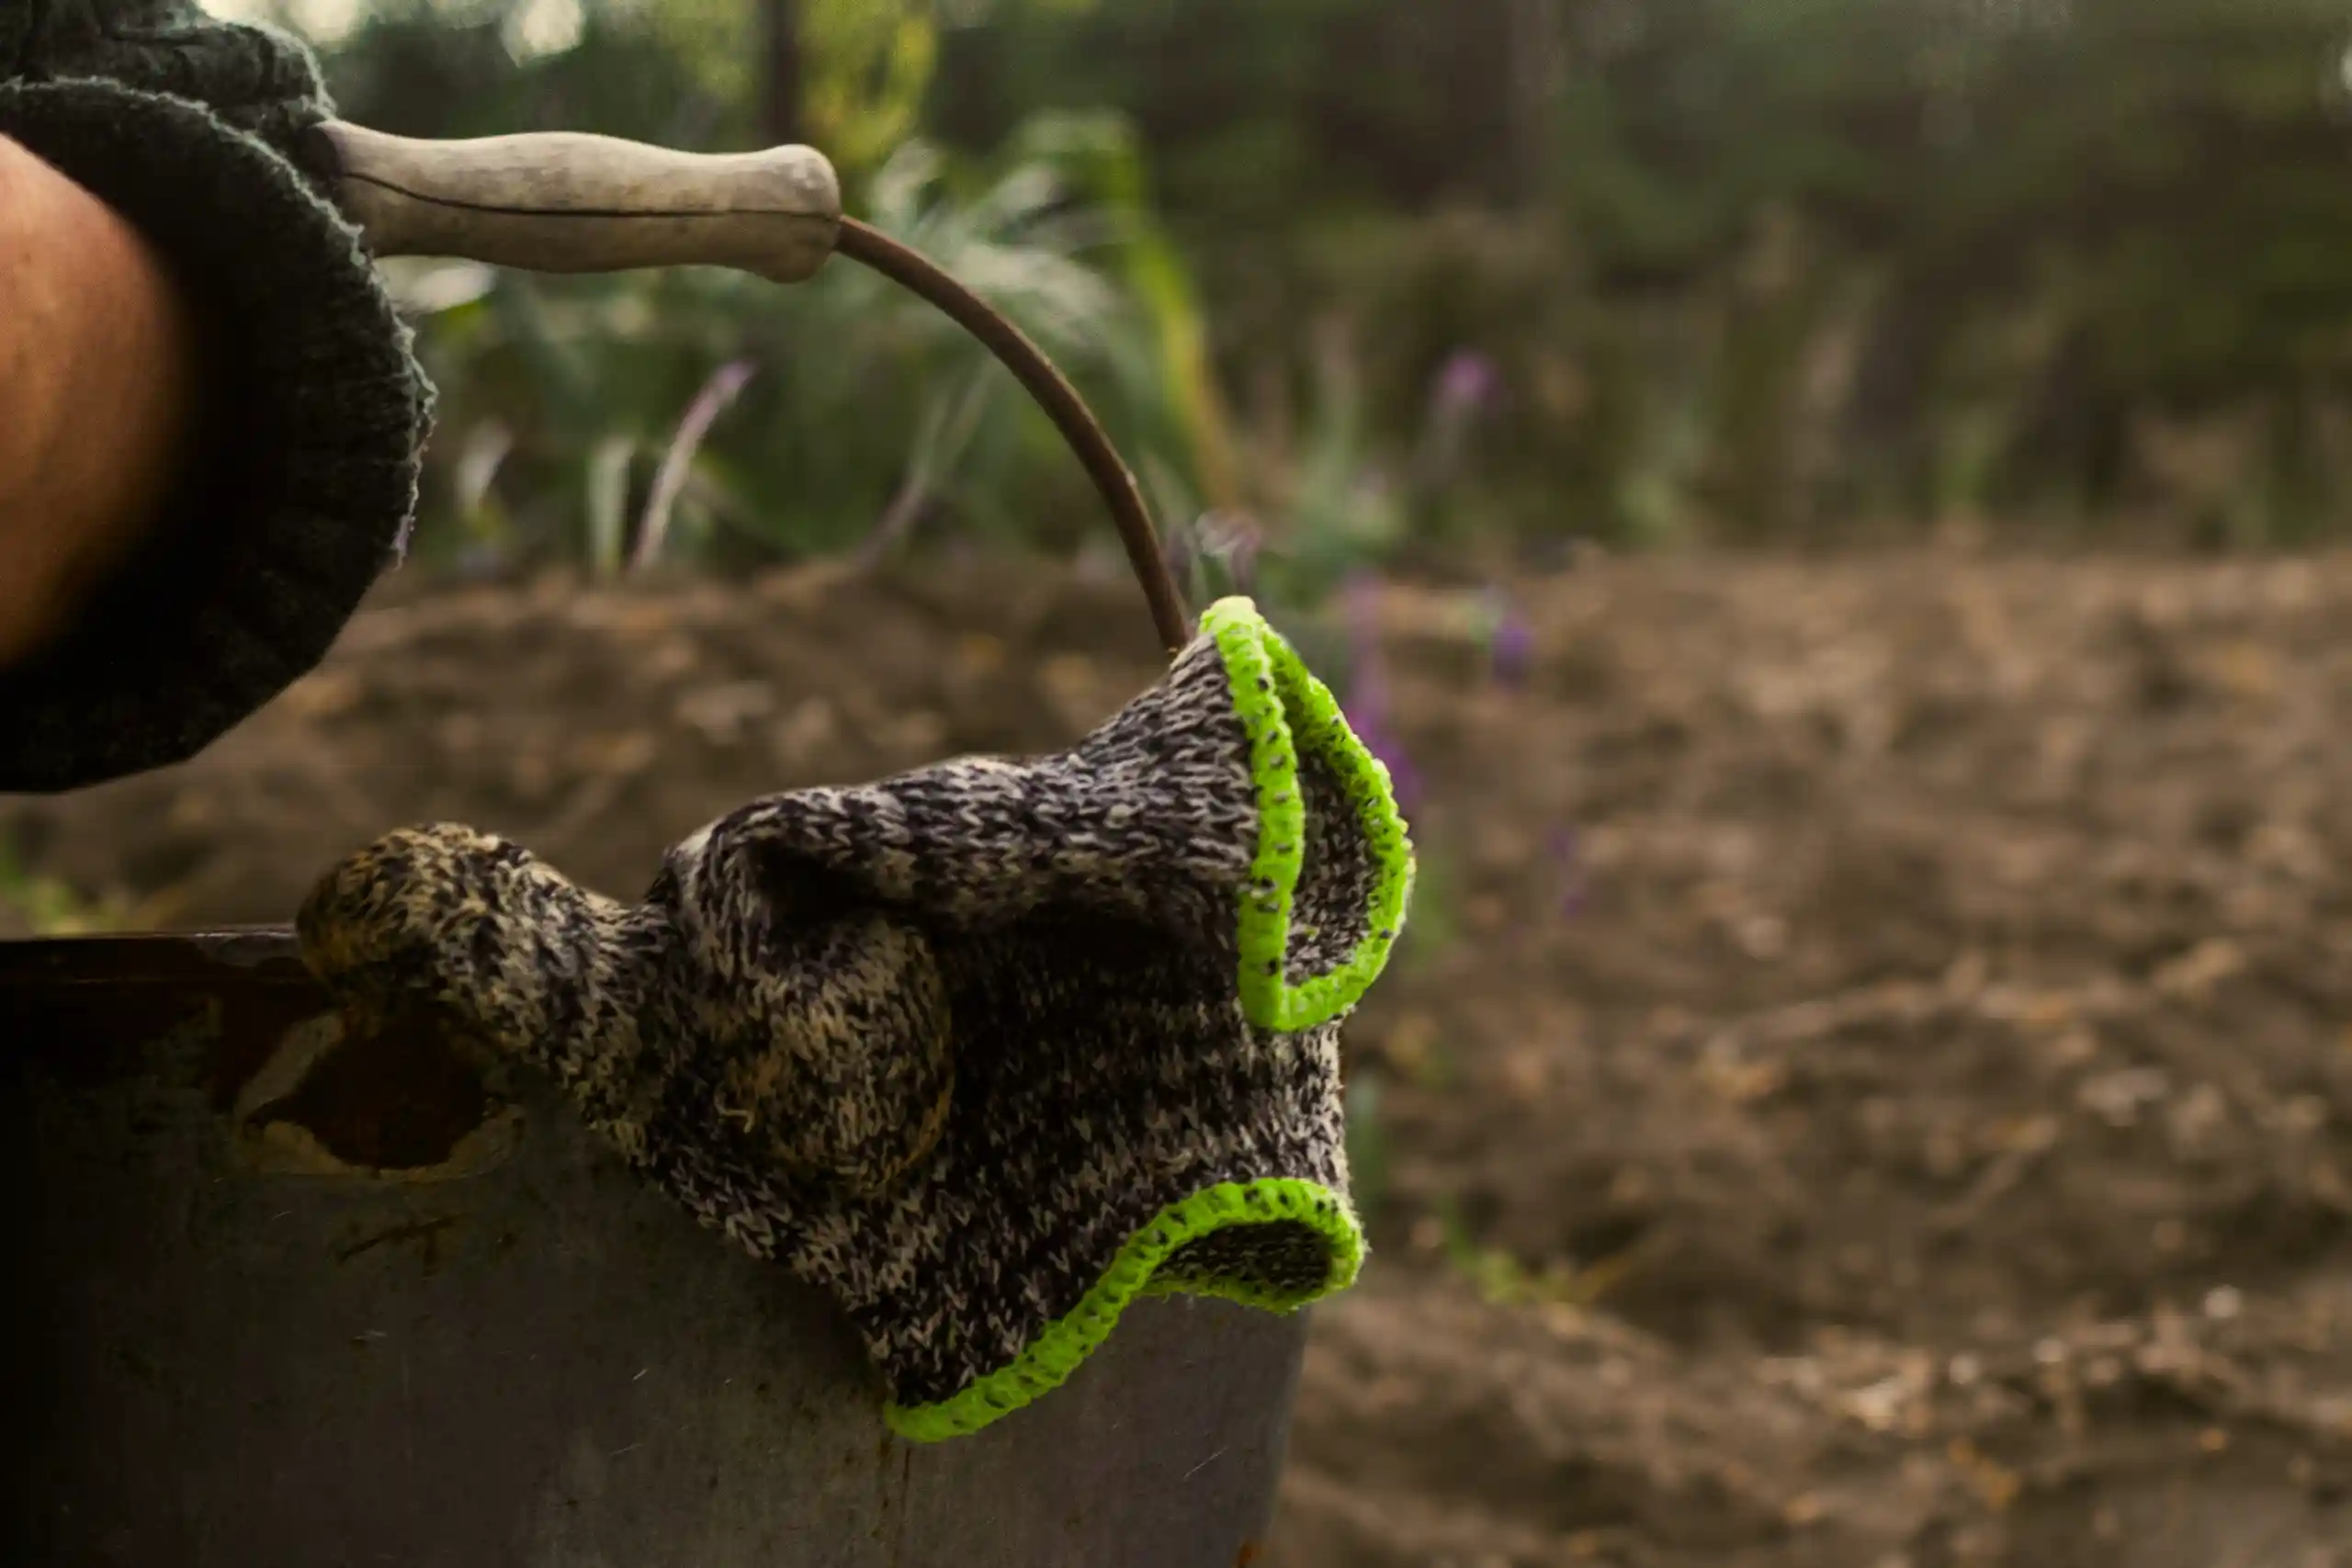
[1507,0,1567,208]
[760,0,804,146]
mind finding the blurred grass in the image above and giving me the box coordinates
[0,840,119,936]
[1428,1195,1641,1312]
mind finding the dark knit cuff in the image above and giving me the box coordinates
[0,78,430,794]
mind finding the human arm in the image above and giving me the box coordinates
[0,131,201,671]
[0,3,433,794]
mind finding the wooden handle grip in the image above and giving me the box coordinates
[304,122,842,284]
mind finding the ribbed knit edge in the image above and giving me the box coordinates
[0,78,430,793]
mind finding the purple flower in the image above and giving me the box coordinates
[1484,588,1535,689]
[1549,827,1587,919]
[1351,713,1424,816]
[1434,350,1503,417]
[1411,351,1504,501]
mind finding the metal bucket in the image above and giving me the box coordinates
[2,931,1303,1567]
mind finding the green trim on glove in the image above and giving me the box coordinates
[885,1178,1363,1441]
[1204,596,1417,1033]
[886,603,1409,1441]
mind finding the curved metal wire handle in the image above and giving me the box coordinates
[831,219,1189,652]
[305,122,1193,654]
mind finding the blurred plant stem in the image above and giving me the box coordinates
[757,0,802,143]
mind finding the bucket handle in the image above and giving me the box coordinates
[300,123,1193,655]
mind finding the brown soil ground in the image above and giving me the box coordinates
[15,548,2352,1567]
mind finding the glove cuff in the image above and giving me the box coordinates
[0,79,431,792]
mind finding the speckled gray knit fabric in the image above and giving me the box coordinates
[1,0,431,793]
[297,604,1408,1433]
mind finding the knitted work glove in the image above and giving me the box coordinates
[6,0,334,144]
[0,1,431,792]
[297,598,1414,1439]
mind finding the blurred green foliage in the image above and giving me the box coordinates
[934,0,2352,545]
[0,837,119,934]
[310,0,1275,578]
[294,0,2352,569]
[375,114,1227,573]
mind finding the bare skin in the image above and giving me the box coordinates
[0,132,200,671]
